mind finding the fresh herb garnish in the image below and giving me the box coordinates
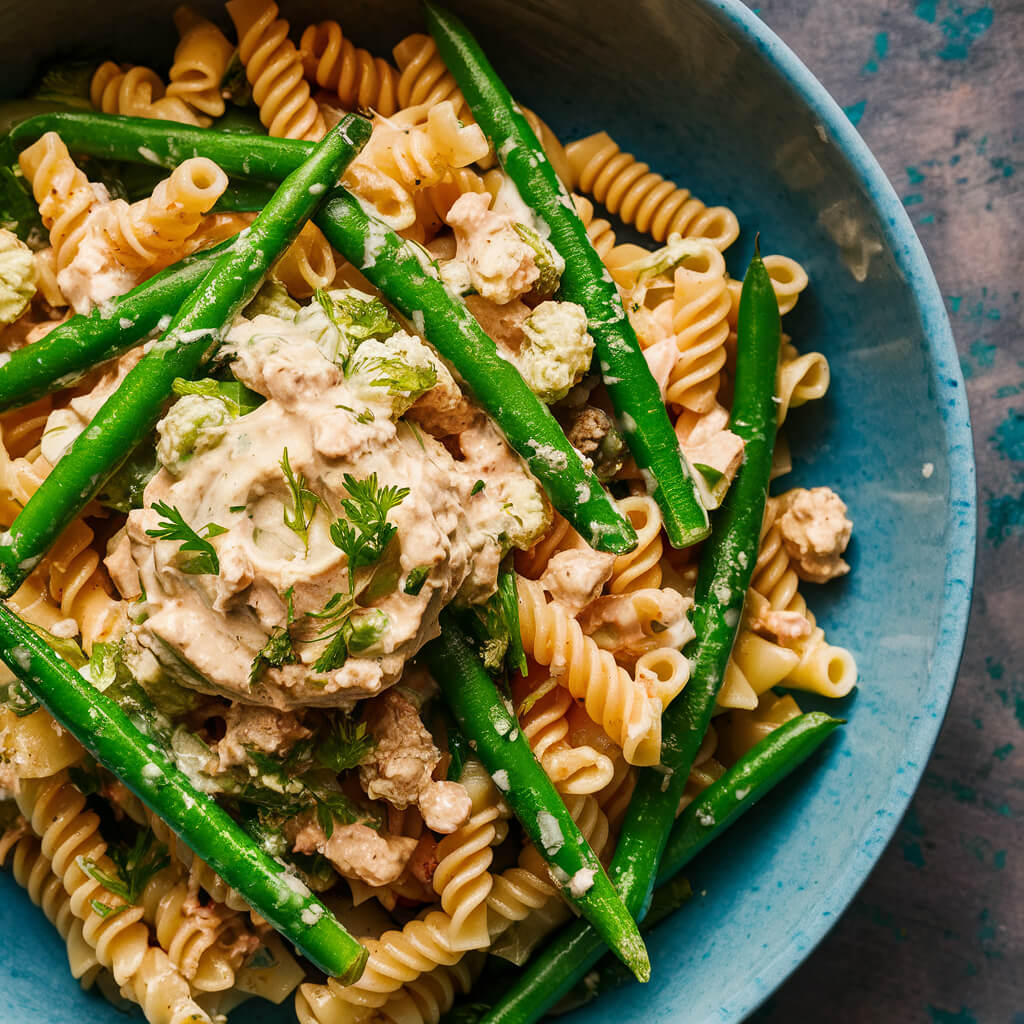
[171,377,262,417]
[315,716,376,775]
[353,355,437,399]
[279,448,321,552]
[145,501,226,575]
[310,604,388,673]
[249,586,298,685]
[403,565,431,596]
[79,830,169,918]
[329,473,409,576]
[471,479,486,495]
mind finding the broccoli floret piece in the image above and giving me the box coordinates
[156,394,232,476]
[516,301,594,404]
[0,228,35,323]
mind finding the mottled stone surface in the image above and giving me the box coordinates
[744,1,1023,1021]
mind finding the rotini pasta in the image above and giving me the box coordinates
[572,193,618,260]
[103,158,229,269]
[776,340,830,426]
[227,0,326,140]
[166,6,236,119]
[516,575,662,766]
[272,221,337,297]
[300,20,400,115]
[90,61,210,126]
[567,131,740,249]
[608,495,664,593]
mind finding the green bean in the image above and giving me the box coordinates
[423,3,709,550]
[0,237,237,412]
[478,247,782,1023]
[421,614,650,982]
[0,114,372,597]
[555,713,843,1008]
[3,111,636,554]
[0,601,368,982]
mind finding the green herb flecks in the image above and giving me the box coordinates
[315,715,376,774]
[79,830,170,919]
[280,448,322,552]
[145,501,226,575]
[249,586,298,685]
[403,565,431,596]
[353,355,437,399]
[512,222,563,295]
[315,288,400,346]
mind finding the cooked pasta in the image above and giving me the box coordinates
[300,20,400,115]
[567,131,740,249]
[0,11,860,1021]
[90,61,210,126]
[227,0,326,140]
[166,6,236,119]
[103,158,229,268]
[514,665,616,795]
[516,575,662,766]
[272,221,337,297]
[18,133,99,274]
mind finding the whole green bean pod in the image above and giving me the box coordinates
[3,112,636,554]
[0,236,236,412]
[557,713,843,1008]
[314,190,635,554]
[0,114,372,597]
[421,615,650,982]
[0,601,368,982]
[478,246,782,1023]
[424,3,709,550]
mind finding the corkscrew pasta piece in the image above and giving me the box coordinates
[516,575,662,766]
[90,61,210,126]
[300,20,400,115]
[392,33,467,114]
[747,498,857,698]
[140,863,253,992]
[0,827,103,989]
[514,665,616,795]
[15,772,210,1024]
[726,254,810,324]
[776,340,830,426]
[665,243,731,412]
[165,6,235,119]
[431,762,503,951]
[567,131,740,249]
[227,0,326,140]
[514,511,581,580]
[608,495,664,593]
[272,221,337,297]
[103,158,229,270]
[33,248,66,307]
[594,755,637,836]
[18,133,101,275]
[571,193,618,260]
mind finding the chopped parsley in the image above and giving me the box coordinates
[279,448,321,552]
[249,586,298,686]
[145,501,226,575]
[403,565,431,596]
[315,288,400,345]
[471,479,486,495]
[353,354,437,399]
[315,716,376,774]
[79,830,169,919]
[329,473,409,575]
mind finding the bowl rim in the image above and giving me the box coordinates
[687,0,977,1018]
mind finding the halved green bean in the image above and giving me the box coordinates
[421,614,650,982]
[478,247,782,1023]
[424,3,709,550]
[3,112,636,554]
[0,114,372,597]
[0,601,368,982]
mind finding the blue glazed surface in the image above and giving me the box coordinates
[0,0,976,1021]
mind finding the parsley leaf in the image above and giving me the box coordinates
[249,586,298,685]
[352,355,437,399]
[330,473,409,577]
[315,716,376,774]
[79,830,169,918]
[309,606,388,673]
[280,448,321,552]
[146,501,226,575]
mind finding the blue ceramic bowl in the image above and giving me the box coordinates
[0,0,975,1021]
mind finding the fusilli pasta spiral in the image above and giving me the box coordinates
[227,0,326,140]
[776,340,830,426]
[608,495,663,593]
[516,575,662,766]
[300,20,400,115]
[103,158,229,269]
[272,221,337,298]
[166,6,236,119]
[567,131,739,249]
[90,62,209,126]
[571,193,617,260]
